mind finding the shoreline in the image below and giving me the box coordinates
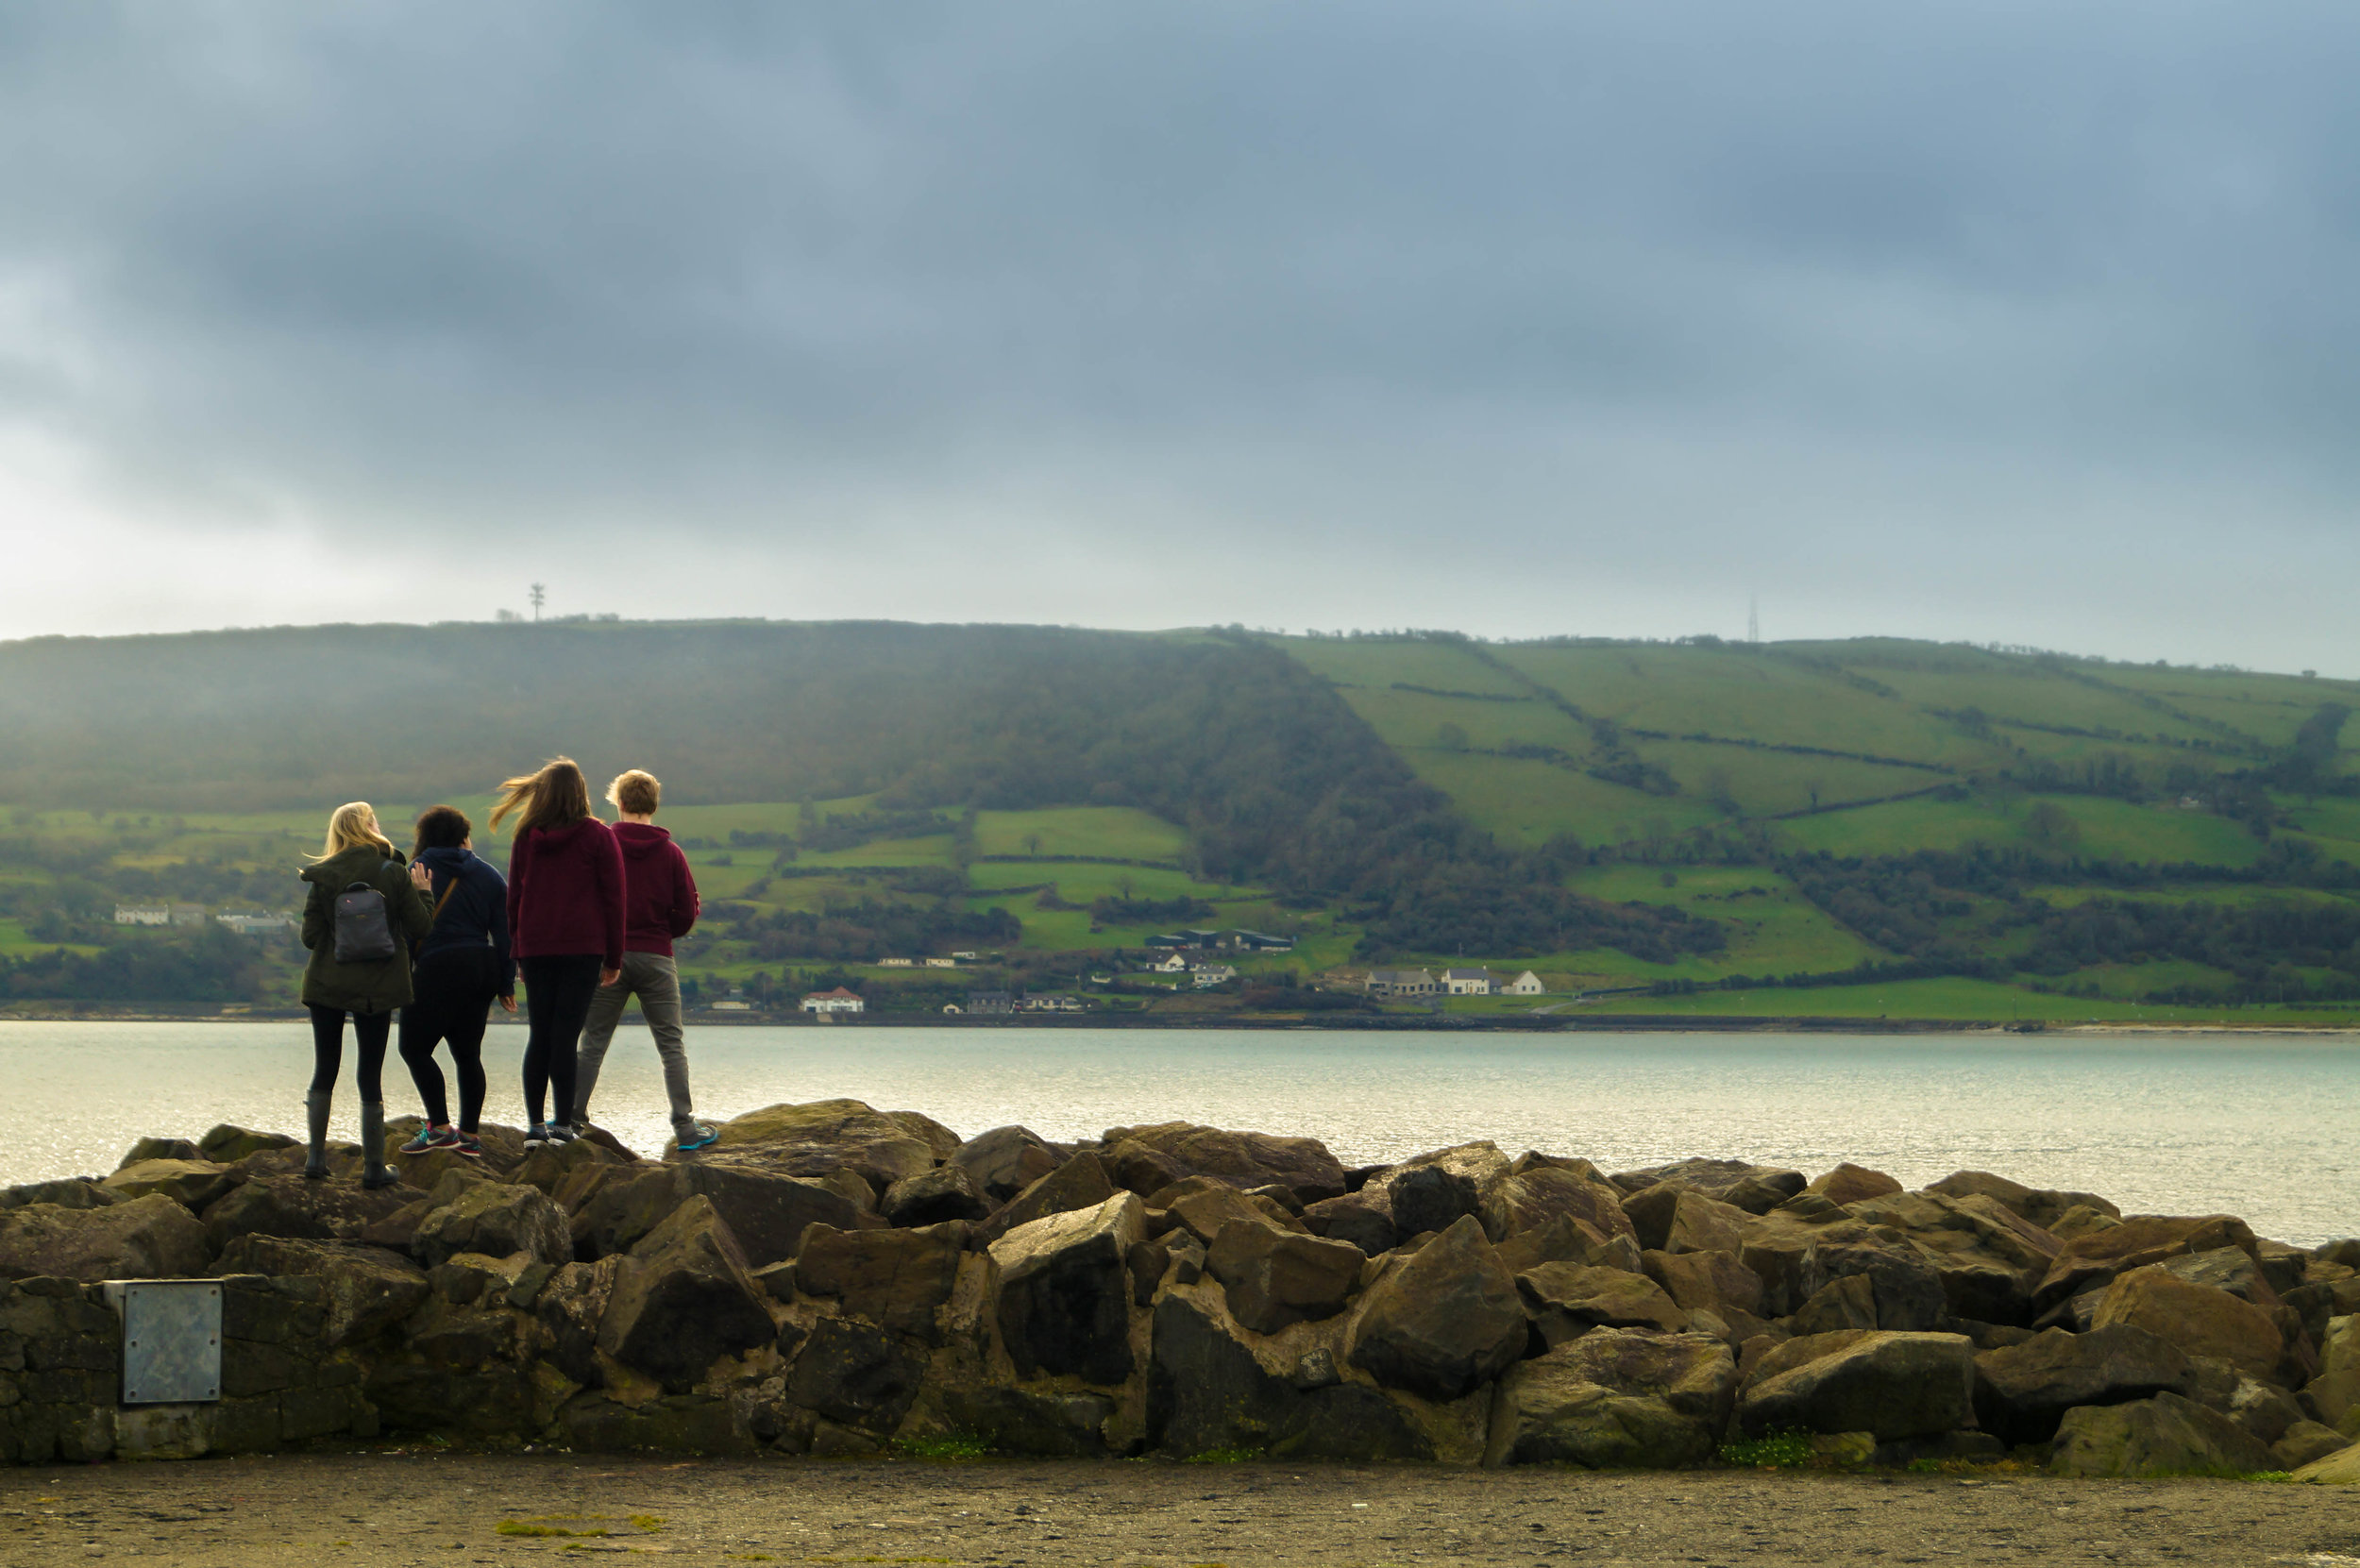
[2,1003,2356,1036]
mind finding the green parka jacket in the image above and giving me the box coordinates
[298,844,434,1012]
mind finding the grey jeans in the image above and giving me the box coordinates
[575,952,698,1135]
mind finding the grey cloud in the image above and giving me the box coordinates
[1,2,2356,663]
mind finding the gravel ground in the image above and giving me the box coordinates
[3,1453,2356,1567]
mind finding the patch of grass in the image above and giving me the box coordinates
[2238,1470,2295,1482]
[499,1520,610,1539]
[1720,1430,1815,1469]
[892,1430,994,1461]
[1184,1445,1263,1463]
[972,805,1188,861]
[628,1515,665,1531]
[1773,792,2270,867]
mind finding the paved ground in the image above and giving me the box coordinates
[3,1452,2356,1567]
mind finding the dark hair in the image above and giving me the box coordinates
[413,805,472,854]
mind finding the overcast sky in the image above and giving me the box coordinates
[2,3,2355,668]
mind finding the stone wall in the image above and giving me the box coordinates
[3,1103,2357,1479]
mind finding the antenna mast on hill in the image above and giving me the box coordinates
[530,582,546,622]
[1748,595,1760,645]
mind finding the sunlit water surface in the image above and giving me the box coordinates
[4,1022,2353,1243]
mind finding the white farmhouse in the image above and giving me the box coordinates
[800,986,866,1015]
[1505,970,1546,996]
[1441,968,1495,995]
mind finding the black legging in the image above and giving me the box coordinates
[399,948,502,1132]
[518,953,604,1127]
[307,1005,391,1100]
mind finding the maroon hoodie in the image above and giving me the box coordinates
[614,822,700,957]
[506,817,627,968]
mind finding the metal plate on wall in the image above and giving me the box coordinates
[120,1280,223,1405]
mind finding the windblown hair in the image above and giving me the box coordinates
[312,801,396,862]
[607,769,661,816]
[490,757,593,839]
[413,804,472,855]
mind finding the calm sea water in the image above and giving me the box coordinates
[5,1022,2354,1245]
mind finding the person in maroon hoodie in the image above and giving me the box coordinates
[489,756,625,1146]
[573,769,716,1151]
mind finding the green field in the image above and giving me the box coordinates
[8,625,2360,1023]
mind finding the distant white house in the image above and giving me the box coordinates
[950,951,980,961]
[710,999,753,1012]
[115,905,171,926]
[1504,970,1546,996]
[1441,968,1495,996]
[1020,994,1085,1012]
[878,957,916,968]
[800,986,866,1015]
[1190,964,1239,988]
[1149,953,1191,974]
[171,904,206,928]
[1366,968,1437,998]
[216,912,296,936]
[923,957,959,969]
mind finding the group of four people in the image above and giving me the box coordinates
[294,757,715,1187]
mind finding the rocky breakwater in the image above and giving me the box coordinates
[2,1107,2358,1481]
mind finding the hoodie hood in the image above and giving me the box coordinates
[299,843,400,885]
[417,845,476,873]
[522,817,600,850]
[614,822,674,860]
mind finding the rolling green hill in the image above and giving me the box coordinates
[3,620,2358,1023]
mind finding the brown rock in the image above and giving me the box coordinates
[1482,1165,1637,1247]
[2093,1265,2284,1382]
[0,1193,210,1281]
[793,1222,964,1342]
[1168,1183,1306,1246]
[211,1234,430,1345]
[2033,1214,2260,1312]
[704,1098,939,1193]
[1206,1221,1363,1334]
[1099,1121,1347,1204]
[102,1158,237,1211]
[975,1151,1117,1246]
[413,1181,571,1268]
[989,1192,1144,1385]
[947,1125,1062,1202]
[598,1195,777,1393]
[1347,1214,1525,1402]
[1736,1330,1975,1441]
[1517,1262,1688,1341]
[880,1164,990,1228]
[1805,1163,1903,1206]
[1790,1274,1879,1335]
[1301,1189,1397,1256]
[1497,1213,1621,1276]
[1643,1248,1766,1319]
[1484,1329,1737,1469]
[1924,1170,2118,1231]
[1972,1324,2193,1443]
[201,1172,413,1250]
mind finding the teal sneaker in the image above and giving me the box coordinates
[675,1122,719,1153]
[400,1125,458,1156]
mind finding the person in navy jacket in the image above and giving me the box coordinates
[394,804,514,1159]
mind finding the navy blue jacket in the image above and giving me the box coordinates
[413,846,516,996]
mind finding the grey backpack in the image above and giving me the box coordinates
[332,873,399,963]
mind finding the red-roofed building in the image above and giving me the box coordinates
[800,986,866,1015]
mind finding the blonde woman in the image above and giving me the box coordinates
[297,801,434,1186]
[492,757,625,1145]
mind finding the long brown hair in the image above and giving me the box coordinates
[490,757,593,839]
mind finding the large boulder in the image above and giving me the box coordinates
[794,1222,965,1342]
[1973,1325,2193,1443]
[948,1125,1063,1202]
[1485,1329,1737,1468]
[119,1136,202,1167]
[0,1193,211,1281]
[784,1315,921,1436]
[100,1158,238,1211]
[200,1173,413,1250]
[1302,1189,1398,1256]
[2092,1265,2283,1383]
[598,1196,777,1392]
[2295,1441,2360,1484]
[1100,1121,1347,1205]
[2304,1314,2359,1426]
[1804,1163,1903,1206]
[1148,1284,1438,1461]
[1206,1221,1362,1334]
[197,1124,302,1165]
[2050,1391,2277,1477]
[1609,1158,1805,1213]
[1644,1249,1765,1319]
[880,1164,991,1228]
[1518,1262,1688,1343]
[989,1192,1143,1385]
[2033,1214,2259,1313]
[1926,1170,2118,1232]
[1736,1331,1976,1441]
[1347,1215,1524,1402]
[1480,1163,1637,1247]
[1738,1208,1877,1316]
[1167,1183,1306,1246]
[976,1151,1117,1245]
[211,1235,430,1346]
[1,1178,122,1212]
[1386,1162,1482,1239]
[413,1182,571,1268]
[704,1099,939,1193]
[1798,1236,1950,1332]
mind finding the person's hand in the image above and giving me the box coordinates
[498,994,518,1014]
[409,862,432,889]
[599,967,622,987]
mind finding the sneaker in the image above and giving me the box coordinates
[546,1122,579,1145]
[675,1122,719,1153]
[451,1132,482,1159]
[400,1125,458,1156]
[522,1123,551,1148]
